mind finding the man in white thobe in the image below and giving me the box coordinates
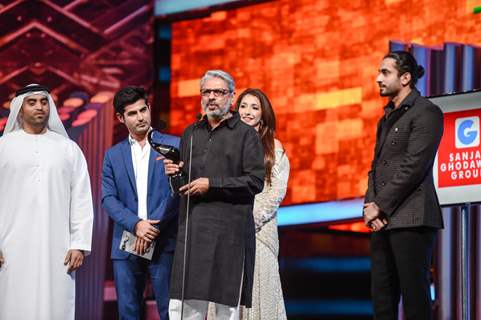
[0,84,94,320]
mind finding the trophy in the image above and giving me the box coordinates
[147,129,186,193]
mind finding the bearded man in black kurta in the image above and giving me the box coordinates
[164,70,265,320]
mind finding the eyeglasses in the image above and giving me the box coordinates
[200,89,231,97]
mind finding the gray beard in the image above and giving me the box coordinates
[203,102,231,120]
[206,109,228,121]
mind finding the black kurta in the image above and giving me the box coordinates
[169,112,265,307]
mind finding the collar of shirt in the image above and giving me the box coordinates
[197,111,241,131]
[383,88,420,118]
[128,134,143,146]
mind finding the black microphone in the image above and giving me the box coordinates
[193,113,203,129]
[180,112,203,319]
[158,120,167,131]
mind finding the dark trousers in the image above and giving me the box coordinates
[370,227,437,320]
[113,251,174,320]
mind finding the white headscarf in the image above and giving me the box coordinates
[4,84,69,138]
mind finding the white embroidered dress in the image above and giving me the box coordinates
[244,147,289,320]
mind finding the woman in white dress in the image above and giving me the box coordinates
[236,88,290,320]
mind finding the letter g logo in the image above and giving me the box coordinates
[455,117,479,148]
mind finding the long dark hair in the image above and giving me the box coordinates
[236,88,276,185]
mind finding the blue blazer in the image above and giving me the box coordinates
[102,131,180,260]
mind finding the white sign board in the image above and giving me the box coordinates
[431,90,481,206]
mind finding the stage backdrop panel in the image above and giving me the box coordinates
[168,0,481,206]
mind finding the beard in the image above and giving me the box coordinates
[203,99,231,120]
[21,113,49,129]
[379,86,399,97]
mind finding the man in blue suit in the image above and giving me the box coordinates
[102,86,179,319]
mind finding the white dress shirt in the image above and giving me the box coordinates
[129,135,151,220]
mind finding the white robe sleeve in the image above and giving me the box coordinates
[69,143,94,255]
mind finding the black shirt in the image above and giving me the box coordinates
[377,89,421,153]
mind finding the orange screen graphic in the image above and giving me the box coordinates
[169,0,481,205]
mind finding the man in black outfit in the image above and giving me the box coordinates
[363,51,444,320]
[164,70,265,320]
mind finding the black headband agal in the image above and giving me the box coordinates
[15,85,51,97]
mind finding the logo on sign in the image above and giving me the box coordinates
[455,117,479,148]
[437,110,481,188]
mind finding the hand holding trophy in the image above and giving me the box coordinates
[147,129,186,193]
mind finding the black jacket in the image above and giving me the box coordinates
[365,89,444,230]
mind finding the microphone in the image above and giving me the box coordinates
[193,113,202,129]
[158,119,167,130]
[180,112,202,319]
